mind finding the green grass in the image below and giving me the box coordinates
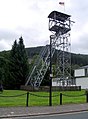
[61,90,86,105]
[0,90,27,107]
[0,90,86,107]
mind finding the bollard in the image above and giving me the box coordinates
[26,92,29,107]
[86,92,88,103]
[60,93,62,105]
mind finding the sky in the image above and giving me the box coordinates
[0,0,88,54]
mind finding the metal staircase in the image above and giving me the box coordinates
[25,35,59,87]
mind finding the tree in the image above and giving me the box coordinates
[9,37,29,89]
[0,51,10,89]
[17,37,29,86]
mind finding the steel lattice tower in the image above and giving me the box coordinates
[48,11,72,86]
[25,11,73,89]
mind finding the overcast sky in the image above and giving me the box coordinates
[0,0,88,54]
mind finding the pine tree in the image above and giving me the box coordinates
[9,40,19,89]
[0,52,10,89]
[17,37,29,86]
[9,37,29,89]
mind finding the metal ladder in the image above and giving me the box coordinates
[25,34,60,88]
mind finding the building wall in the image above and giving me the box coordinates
[74,69,85,77]
[76,77,88,89]
[52,78,60,86]
[52,78,75,86]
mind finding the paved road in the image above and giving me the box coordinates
[10,111,88,119]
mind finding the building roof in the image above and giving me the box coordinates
[79,65,88,69]
[48,11,71,22]
[75,65,88,70]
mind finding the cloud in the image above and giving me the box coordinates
[0,29,20,51]
[0,0,88,55]
[0,39,11,51]
[0,29,18,40]
[66,0,88,54]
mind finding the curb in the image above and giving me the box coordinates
[0,109,88,118]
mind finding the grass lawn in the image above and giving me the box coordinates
[0,90,27,107]
[0,90,86,107]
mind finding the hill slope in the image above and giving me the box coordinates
[26,46,88,67]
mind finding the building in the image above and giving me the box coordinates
[52,78,74,86]
[74,65,88,89]
[52,78,62,86]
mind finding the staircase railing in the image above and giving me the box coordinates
[25,34,60,88]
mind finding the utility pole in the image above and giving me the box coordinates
[49,35,52,106]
